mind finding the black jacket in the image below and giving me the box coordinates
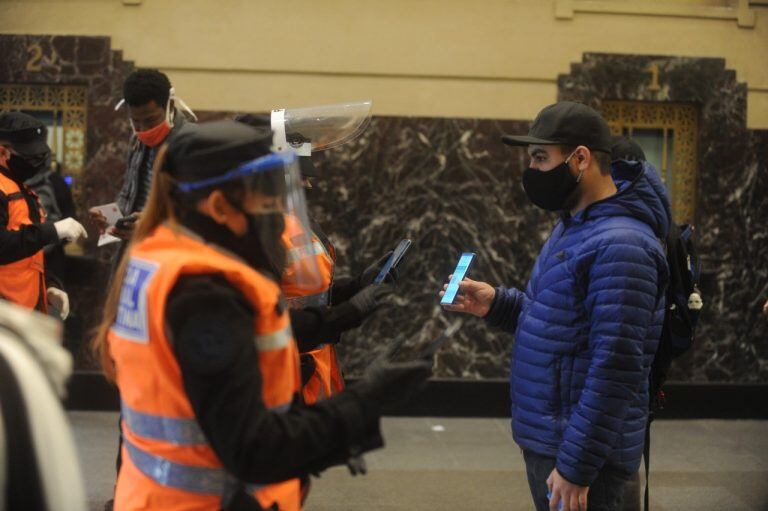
[288,276,363,352]
[287,221,365,353]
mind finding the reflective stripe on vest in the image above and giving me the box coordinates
[285,240,325,265]
[121,401,207,446]
[122,399,294,495]
[285,290,330,309]
[255,325,292,352]
[124,437,258,496]
[123,399,292,448]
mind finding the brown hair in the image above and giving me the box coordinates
[91,144,177,381]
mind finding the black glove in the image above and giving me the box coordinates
[348,284,394,317]
[358,251,399,287]
[346,454,368,476]
[351,340,433,409]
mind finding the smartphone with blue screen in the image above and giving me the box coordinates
[374,239,412,284]
[546,491,564,511]
[440,252,476,305]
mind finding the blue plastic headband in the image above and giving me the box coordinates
[175,151,296,193]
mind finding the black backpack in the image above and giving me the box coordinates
[644,222,702,510]
[26,170,63,223]
[651,222,703,412]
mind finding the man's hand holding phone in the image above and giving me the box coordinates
[440,277,496,317]
[110,212,141,240]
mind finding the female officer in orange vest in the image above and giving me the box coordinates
[235,114,395,405]
[92,120,431,511]
[0,112,87,318]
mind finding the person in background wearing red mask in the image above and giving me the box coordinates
[88,70,196,511]
[89,69,196,245]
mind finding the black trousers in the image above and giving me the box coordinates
[523,450,632,511]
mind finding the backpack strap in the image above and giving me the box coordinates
[644,417,651,511]
[5,192,24,202]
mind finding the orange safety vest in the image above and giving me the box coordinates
[0,171,47,312]
[108,224,301,511]
[281,215,344,404]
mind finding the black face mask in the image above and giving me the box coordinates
[522,153,582,211]
[244,212,287,281]
[177,208,286,280]
[6,153,46,182]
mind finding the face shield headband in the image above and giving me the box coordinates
[172,151,295,195]
[114,87,199,129]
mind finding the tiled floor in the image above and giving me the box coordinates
[70,413,768,510]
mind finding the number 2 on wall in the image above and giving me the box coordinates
[26,43,44,72]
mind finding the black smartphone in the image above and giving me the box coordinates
[374,239,412,284]
[420,320,463,358]
[440,252,476,305]
[115,215,138,230]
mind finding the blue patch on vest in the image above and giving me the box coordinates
[111,258,159,344]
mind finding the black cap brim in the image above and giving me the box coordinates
[299,157,319,178]
[12,139,50,156]
[501,135,560,147]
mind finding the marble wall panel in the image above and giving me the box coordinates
[308,116,544,378]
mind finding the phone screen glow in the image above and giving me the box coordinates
[441,253,475,305]
[374,239,411,284]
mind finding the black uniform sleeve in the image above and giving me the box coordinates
[289,302,364,352]
[167,274,382,484]
[329,275,361,305]
[43,258,64,291]
[0,192,59,265]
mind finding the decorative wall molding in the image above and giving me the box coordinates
[0,84,88,178]
[555,0,756,28]
[602,101,699,224]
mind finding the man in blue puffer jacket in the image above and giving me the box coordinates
[443,102,670,511]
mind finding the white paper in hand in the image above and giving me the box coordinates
[93,202,122,247]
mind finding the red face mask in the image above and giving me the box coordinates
[135,120,171,147]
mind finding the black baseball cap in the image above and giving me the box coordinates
[165,121,273,183]
[0,112,50,156]
[502,101,613,153]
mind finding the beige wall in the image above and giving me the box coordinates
[2,0,767,127]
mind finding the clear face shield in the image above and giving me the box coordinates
[175,151,322,291]
[270,100,373,157]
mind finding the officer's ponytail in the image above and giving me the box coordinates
[91,144,176,381]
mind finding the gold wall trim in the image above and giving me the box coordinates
[0,83,88,192]
[602,101,699,224]
[555,0,756,28]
